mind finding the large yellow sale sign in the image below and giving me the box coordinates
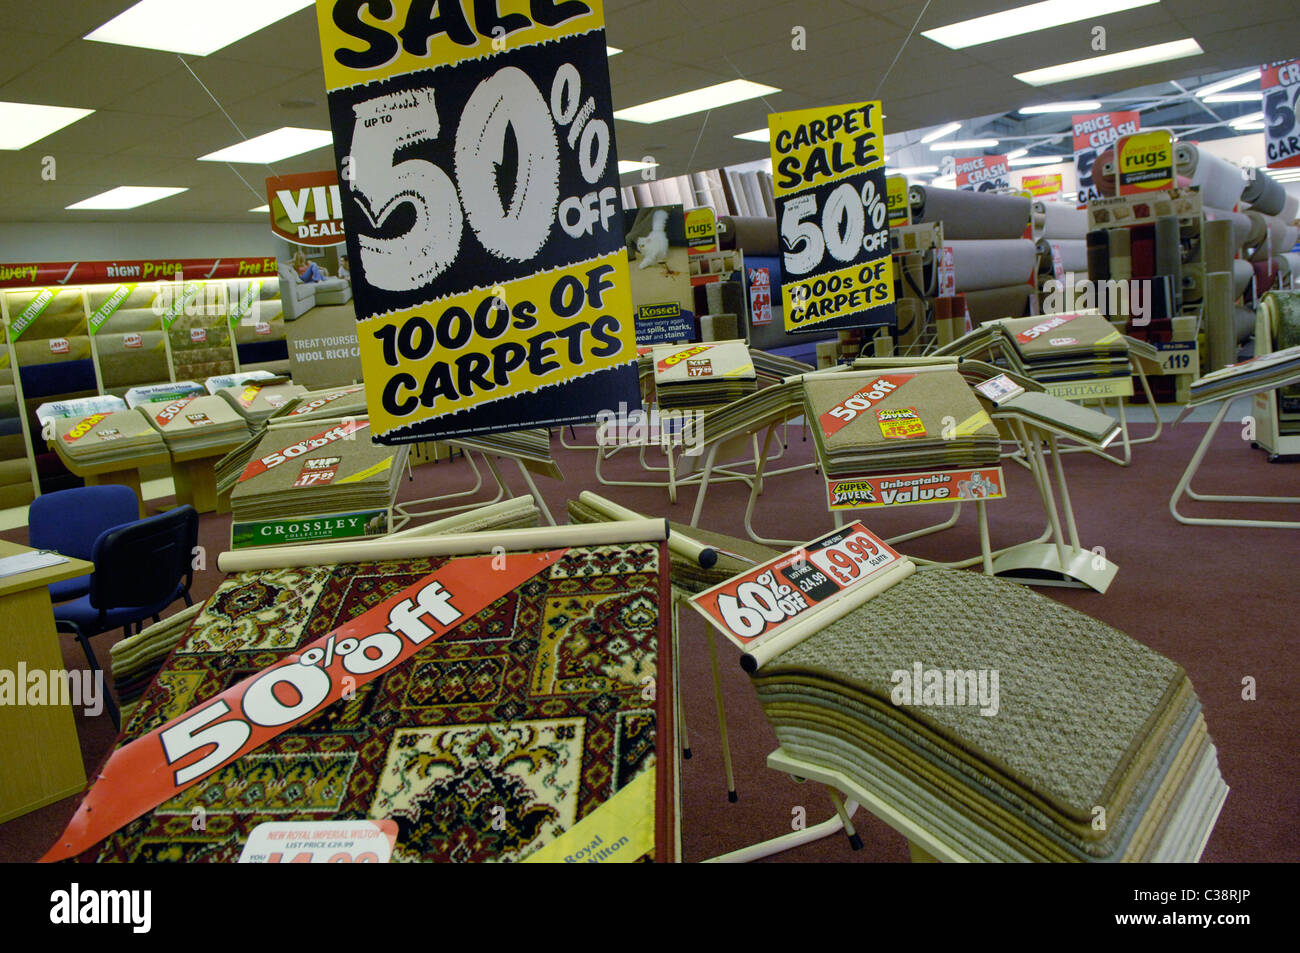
[768,101,895,335]
[314,1,639,442]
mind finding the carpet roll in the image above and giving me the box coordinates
[1108,228,1132,281]
[1249,218,1300,262]
[1241,167,1287,216]
[1275,252,1300,281]
[947,239,1037,291]
[1203,271,1237,371]
[1175,143,1246,209]
[1245,210,1269,248]
[1233,259,1254,298]
[1154,215,1182,308]
[963,285,1033,324]
[717,216,778,255]
[908,187,1031,239]
[1252,259,1278,297]
[1203,219,1236,273]
[1233,306,1256,343]
[1087,230,1111,281]
[1093,146,1117,196]
[1034,201,1088,239]
[1183,263,1204,303]
[1204,207,1252,248]
[1284,193,1299,222]
[1036,238,1087,274]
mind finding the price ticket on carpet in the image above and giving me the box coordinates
[690,522,901,654]
[239,820,397,863]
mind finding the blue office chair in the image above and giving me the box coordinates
[28,485,141,604]
[54,505,200,730]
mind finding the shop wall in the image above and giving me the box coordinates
[0,222,274,264]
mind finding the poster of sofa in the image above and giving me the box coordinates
[266,171,354,322]
[625,204,696,345]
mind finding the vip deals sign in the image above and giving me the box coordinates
[955,155,1009,192]
[768,101,895,334]
[1263,59,1300,170]
[313,0,639,442]
[1073,111,1139,203]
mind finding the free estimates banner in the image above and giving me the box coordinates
[955,155,1009,192]
[1262,59,1300,170]
[1073,111,1139,203]
[313,1,639,442]
[769,101,895,334]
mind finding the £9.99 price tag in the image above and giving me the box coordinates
[690,523,902,653]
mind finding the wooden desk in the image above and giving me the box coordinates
[171,442,245,514]
[0,540,95,824]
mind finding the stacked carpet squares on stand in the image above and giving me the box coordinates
[214,377,308,426]
[803,369,1001,476]
[752,568,1227,861]
[141,394,250,455]
[77,541,677,862]
[53,407,166,469]
[997,313,1130,384]
[653,341,757,410]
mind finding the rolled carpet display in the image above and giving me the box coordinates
[1203,219,1237,274]
[1154,215,1183,308]
[652,340,757,410]
[908,187,1031,240]
[1244,210,1269,248]
[1249,218,1300,263]
[1203,207,1252,249]
[1033,201,1088,240]
[963,286,1034,324]
[717,216,778,255]
[53,407,167,469]
[1086,230,1110,282]
[1036,238,1087,274]
[946,239,1037,291]
[1174,143,1246,210]
[1241,166,1287,216]
[73,534,677,862]
[1182,263,1205,304]
[1203,271,1238,371]
[751,567,1226,861]
[1274,252,1300,283]
[1233,259,1255,298]
[803,368,1001,476]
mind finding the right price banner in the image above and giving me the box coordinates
[768,101,895,335]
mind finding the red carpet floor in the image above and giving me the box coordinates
[2,415,1297,863]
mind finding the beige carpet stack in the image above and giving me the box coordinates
[653,341,758,410]
[53,407,167,469]
[141,393,250,455]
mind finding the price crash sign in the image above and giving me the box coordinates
[1072,111,1139,203]
[690,522,902,658]
[1263,58,1300,170]
[768,101,895,334]
[313,1,639,443]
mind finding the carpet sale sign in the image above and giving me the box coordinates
[1073,111,1139,203]
[955,155,1009,192]
[313,0,639,443]
[1263,58,1300,170]
[768,101,895,334]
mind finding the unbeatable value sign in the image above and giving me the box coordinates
[313,0,639,443]
[768,101,895,334]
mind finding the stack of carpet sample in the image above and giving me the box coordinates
[1187,341,1300,407]
[653,341,757,410]
[53,407,166,469]
[229,421,409,522]
[141,394,250,456]
[214,376,308,425]
[270,384,369,424]
[697,377,806,447]
[750,349,815,383]
[804,368,1001,477]
[449,428,560,478]
[109,604,202,726]
[998,313,1131,384]
[955,360,1121,447]
[752,568,1227,861]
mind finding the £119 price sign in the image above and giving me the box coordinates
[690,522,902,654]
[314,1,640,443]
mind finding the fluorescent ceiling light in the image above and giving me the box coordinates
[1203,92,1262,104]
[1009,155,1064,166]
[920,121,961,144]
[1232,123,1265,131]
[66,186,187,210]
[1229,111,1265,129]
[614,80,779,124]
[199,127,334,164]
[607,46,622,56]
[922,0,1158,50]
[250,204,270,213]
[85,0,313,56]
[928,138,999,151]
[891,165,939,175]
[0,101,94,150]
[1196,69,1261,98]
[1019,101,1102,114]
[932,175,957,188]
[734,128,770,142]
[618,160,658,174]
[1015,38,1202,86]
[1007,148,1029,159]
